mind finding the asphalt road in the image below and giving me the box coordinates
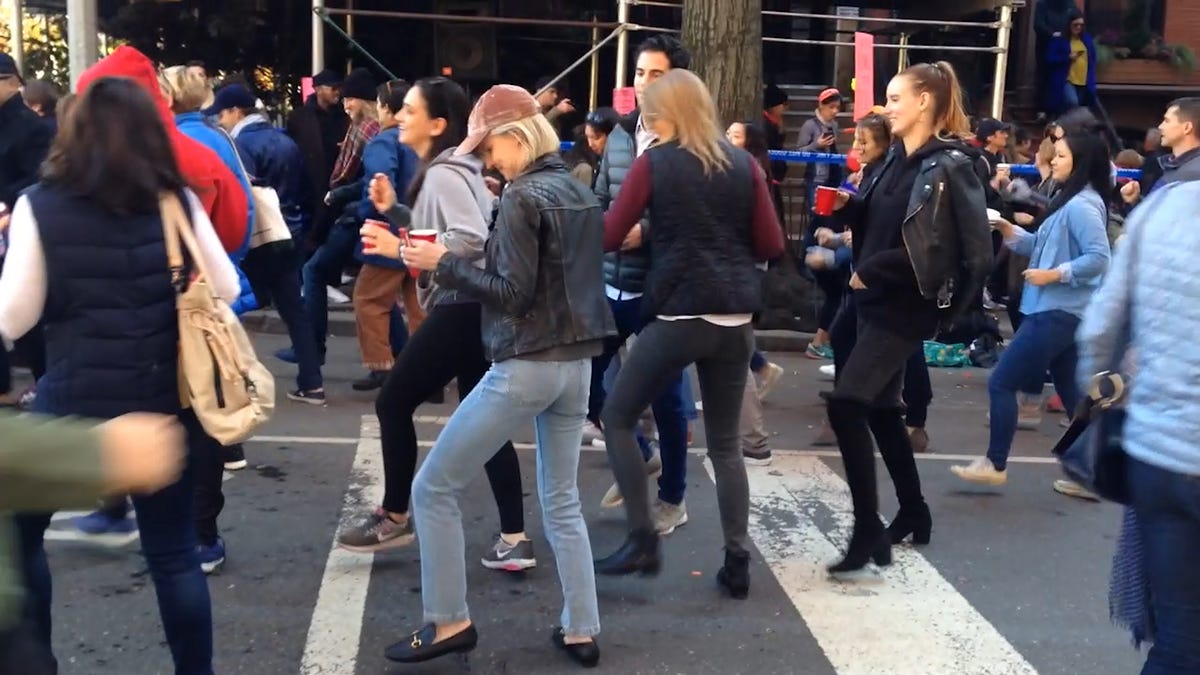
[37,331,1145,675]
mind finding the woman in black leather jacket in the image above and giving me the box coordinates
[363,84,615,669]
[826,61,991,576]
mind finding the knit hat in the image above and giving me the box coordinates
[312,69,342,88]
[341,68,377,101]
[763,83,787,109]
[456,84,542,156]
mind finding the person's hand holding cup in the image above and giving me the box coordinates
[813,186,848,216]
[400,230,447,273]
[361,220,403,262]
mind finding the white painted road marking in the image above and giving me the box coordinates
[724,454,1038,675]
[299,415,383,674]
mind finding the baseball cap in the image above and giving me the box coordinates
[818,88,842,104]
[202,84,256,116]
[976,118,1012,140]
[456,84,543,156]
[312,69,342,88]
[0,53,23,83]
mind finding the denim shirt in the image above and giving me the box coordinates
[1004,186,1110,318]
[1078,182,1200,475]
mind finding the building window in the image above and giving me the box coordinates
[1087,0,1168,58]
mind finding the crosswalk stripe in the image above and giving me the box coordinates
[299,415,382,674]
[723,454,1037,675]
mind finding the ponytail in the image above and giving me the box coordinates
[901,61,971,141]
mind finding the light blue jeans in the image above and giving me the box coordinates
[411,357,600,637]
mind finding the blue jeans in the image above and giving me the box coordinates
[243,242,322,390]
[301,223,358,354]
[16,410,214,674]
[588,295,689,505]
[411,358,599,637]
[987,310,1082,470]
[1130,457,1200,674]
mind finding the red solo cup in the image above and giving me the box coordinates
[814,186,838,216]
[407,229,438,278]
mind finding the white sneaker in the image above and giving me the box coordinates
[818,364,836,380]
[950,457,1007,485]
[600,452,662,508]
[1053,479,1100,501]
[652,499,688,535]
[757,362,785,401]
[582,421,605,447]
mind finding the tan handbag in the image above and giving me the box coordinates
[161,192,275,445]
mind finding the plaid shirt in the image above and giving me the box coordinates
[329,118,380,188]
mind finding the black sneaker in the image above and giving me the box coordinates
[742,448,773,466]
[716,548,750,599]
[352,371,387,392]
[223,444,247,471]
[287,389,327,406]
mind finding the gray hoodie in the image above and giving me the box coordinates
[409,148,494,311]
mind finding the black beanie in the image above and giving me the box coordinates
[764,83,788,109]
[341,68,377,101]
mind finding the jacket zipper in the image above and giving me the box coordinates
[899,179,943,298]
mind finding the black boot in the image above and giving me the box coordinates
[887,502,932,545]
[593,529,660,576]
[828,518,892,576]
[715,548,750,599]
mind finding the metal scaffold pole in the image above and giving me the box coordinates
[312,0,326,74]
[67,0,98,89]
[11,0,24,77]
[615,0,629,89]
[991,2,1014,119]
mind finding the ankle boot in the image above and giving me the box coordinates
[887,501,932,545]
[593,529,660,576]
[715,549,750,599]
[828,518,892,575]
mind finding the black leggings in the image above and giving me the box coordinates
[375,302,525,535]
[813,268,847,333]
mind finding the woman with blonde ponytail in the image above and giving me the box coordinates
[824,60,992,575]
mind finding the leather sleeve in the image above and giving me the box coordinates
[944,154,993,320]
[435,188,540,317]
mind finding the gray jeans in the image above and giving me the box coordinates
[411,358,600,637]
[600,319,754,554]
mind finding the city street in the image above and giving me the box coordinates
[41,331,1144,675]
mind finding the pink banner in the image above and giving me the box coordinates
[301,76,314,101]
[853,32,875,121]
[612,86,636,116]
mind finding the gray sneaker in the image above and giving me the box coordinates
[336,509,415,553]
[480,535,537,571]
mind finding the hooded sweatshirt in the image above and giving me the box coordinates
[407,148,493,312]
[76,46,250,257]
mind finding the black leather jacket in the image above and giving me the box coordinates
[435,154,616,362]
[847,143,993,324]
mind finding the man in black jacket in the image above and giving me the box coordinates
[286,69,349,249]
[0,53,52,407]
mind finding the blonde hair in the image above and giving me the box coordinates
[1035,137,1056,167]
[640,69,731,175]
[491,113,561,174]
[900,61,971,140]
[158,65,212,114]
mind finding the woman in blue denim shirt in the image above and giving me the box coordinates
[952,131,1111,485]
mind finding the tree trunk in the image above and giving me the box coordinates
[681,0,762,125]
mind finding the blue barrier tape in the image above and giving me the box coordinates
[559,141,1143,180]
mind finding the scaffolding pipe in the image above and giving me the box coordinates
[536,26,625,99]
[345,0,354,75]
[898,33,910,74]
[313,8,397,79]
[67,0,97,89]
[11,0,23,77]
[616,0,630,89]
[626,1,1003,28]
[312,0,325,74]
[589,17,600,111]
[319,7,618,30]
[991,3,1014,119]
[763,36,1003,52]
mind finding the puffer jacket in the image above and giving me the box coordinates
[595,123,650,294]
[1077,181,1200,477]
[841,140,992,326]
[435,154,616,362]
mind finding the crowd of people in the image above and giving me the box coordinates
[0,22,1197,674]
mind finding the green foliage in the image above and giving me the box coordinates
[1167,44,1197,75]
[0,10,71,89]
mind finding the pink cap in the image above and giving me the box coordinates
[456,84,543,156]
[818,88,842,104]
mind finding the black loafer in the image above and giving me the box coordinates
[384,623,477,663]
[552,627,599,668]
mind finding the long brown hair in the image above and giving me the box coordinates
[641,69,731,176]
[41,77,187,216]
[899,61,971,141]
